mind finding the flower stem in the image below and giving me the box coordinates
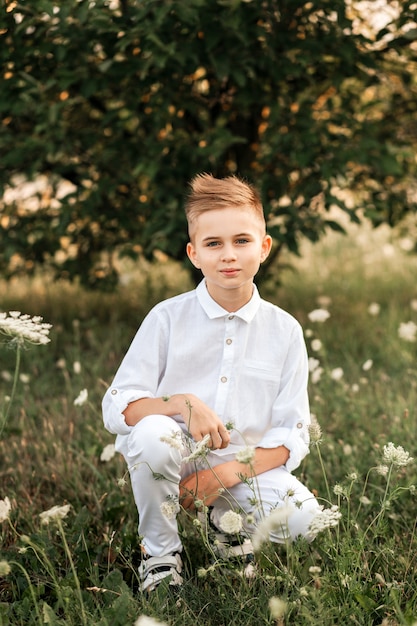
[0,343,21,436]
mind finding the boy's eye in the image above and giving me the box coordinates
[206,241,220,247]
[236,238,249,244]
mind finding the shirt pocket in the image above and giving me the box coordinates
[242,359,282,386]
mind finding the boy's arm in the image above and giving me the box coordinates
[123,393,230,450]
[180,445,289,510]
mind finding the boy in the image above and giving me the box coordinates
[102,173,321,592]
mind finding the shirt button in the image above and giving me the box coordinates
[228,315,234,320]
[221,376,228,383]
[226,338,232,345]
[111,389,117,395]
[297,422,303,429]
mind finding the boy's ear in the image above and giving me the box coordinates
[260,234,273,263]
[186,242,200,268]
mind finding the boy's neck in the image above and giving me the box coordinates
[205,281,254,313]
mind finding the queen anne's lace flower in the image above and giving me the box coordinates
[0,561,11,576]
[160,499,180,520]
[100,443,116,462]
[74,388,88,406]
[268,597,287,619]
[182,434,211,463]
[398,321,417,342]
[236,446,255,464]
[368,302,381,316]
[0,311,52,346]
[330,367,344,381]
[160,430,185,451]
[0,497,11,523]
[307,505,342,539]
[382,442,413,467]
[307,309,330,323]
[39,504,71,525]
[252,505,293,550]
[219,510,243,534]
[134,616,169,626]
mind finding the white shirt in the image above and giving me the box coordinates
[102,280,311,472]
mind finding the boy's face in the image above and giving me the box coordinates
[186,207,272,307]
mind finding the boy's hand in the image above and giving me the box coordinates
[174,393,230,450]
[180,468,223,510]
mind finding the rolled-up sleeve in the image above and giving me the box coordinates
[256,324,311,472]
[102,310,167,436]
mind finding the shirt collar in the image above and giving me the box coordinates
[196,279,261,323]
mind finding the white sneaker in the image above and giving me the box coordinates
[212,532,256,578]
[212,531,254,559]
[138,553,183,592]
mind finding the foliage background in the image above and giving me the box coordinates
[1,0,417,288]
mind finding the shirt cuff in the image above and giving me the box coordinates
[257,423,310,472]
[102,387,154,436]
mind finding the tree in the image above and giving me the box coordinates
[0,0,416,289]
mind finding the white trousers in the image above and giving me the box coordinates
[123,415,321,557]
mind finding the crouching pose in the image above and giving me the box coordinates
[102,173,321,592]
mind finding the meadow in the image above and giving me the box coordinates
[0,218,416,626]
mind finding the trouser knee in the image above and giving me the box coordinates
[126,414,183,474]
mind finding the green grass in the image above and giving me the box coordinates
[1,221,417,625]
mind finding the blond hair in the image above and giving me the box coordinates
[185,173,265,236]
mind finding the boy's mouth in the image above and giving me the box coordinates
[220,268,240,277]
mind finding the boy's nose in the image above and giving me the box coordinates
[221,246,237,262]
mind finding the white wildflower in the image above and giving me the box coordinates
[0,497,11,523]
[19,373,30,384]
[74,388,88,406]
[182,434,211,463]
[310,366,323,384]
[347,472,358,481]
[368,302,380,316]
[307,309,330,323]
[340,573,352,588]
[351,383,360,393]
[343,444,353,455]
[382,442,413,467]
[268,597,287,620]
[308,357,320,372]
[330,367,344,381]
[411,298,417,312]
[398,321,417,342]
[307,505,342,539]
[252,505,293,550]
[236,446,255,464]
[0,561,11,576]
[134,616,169,626]
[362,359,373,371]
[160,499,180,520]
[0,311,52,346]
[1,370,12,382]
[100,443,116,462]
[39,504,71,525]
[359,496,371,505]
[375,464,389,477]
[333,484,346,497]
[310,338,322,352]
[219,510,243,535]
[73,361,81,374]
[160,430,185,451]
[308,566,322,575]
